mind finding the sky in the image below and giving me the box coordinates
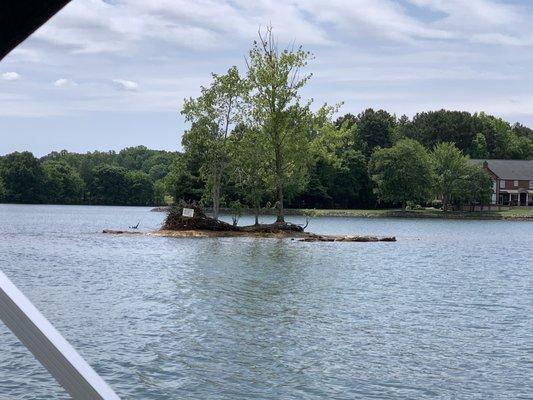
[1,0,533,156]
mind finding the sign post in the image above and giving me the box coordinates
[182,208,195,218]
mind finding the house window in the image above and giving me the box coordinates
[501,180,505,188]
[514,180,518,186]
[530,181,533,189]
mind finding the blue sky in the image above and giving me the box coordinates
[1,0,533,156]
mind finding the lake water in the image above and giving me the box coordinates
[0,204,531,399]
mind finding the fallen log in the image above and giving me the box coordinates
[102,229,143,235]
[300,234,396,242]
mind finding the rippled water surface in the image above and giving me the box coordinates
[0,204,531,399]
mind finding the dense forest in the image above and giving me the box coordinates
[1,29,532,214]
[0,108,531,210]
[0,146,176,206]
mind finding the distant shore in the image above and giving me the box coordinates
[151,206,533,221]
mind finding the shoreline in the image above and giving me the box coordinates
[150,207,533,221]
[103,229,396,242]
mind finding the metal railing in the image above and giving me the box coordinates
[0,270,120,399]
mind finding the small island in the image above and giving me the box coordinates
[103,203,396,242]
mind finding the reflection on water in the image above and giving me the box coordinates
[0,204,531,399]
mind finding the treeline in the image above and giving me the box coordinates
[0,146,177,205]
[169,108,529,214]
[0,107,531,209]
[165,28,531,221]
[1,28,532,213]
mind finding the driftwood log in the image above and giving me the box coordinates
[300,234,396,242]
[102,229,143,235]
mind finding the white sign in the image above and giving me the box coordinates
[182,208,194,218]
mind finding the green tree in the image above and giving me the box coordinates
[164,154,204,203]
[246,26,314,223]
[181,66,247,219]
[356,108,396,154]
[475,113,532,159]
[431,142,469,211]
[125,171,154,206]
[89,165,129,205]
[296,150,371,209]
[153,179,168,206]
[369,139,434,209]
[471,132,489,158]
[406,110,480,153]
[334,113,357,129]
[0,151,45,203]
[229,126,270,224]
[512,122,533,141]
[456,164,493,210]
[142,152,176,181]
[296,114,372,208]
[42,160,85,204]
[0,177,5,202]
[117,146,153,170]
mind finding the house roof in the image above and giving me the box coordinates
[470,159,533,180]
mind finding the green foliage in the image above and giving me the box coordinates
[294,115,373,208]
[117,146,153,171]
[369,139,434,208]
[246,26,314,222]
[125,170,154,206]
[0,177,5,201]
[431,142,469,210]
[512,123,533,141]
[471,132,489,158]
[181,66,247,218]
[229,200,245,226]
[164,155,203,203]
[42,160,85,204]
[229,126,270,220]
[456,165,493,208]
[89,165,129,205]
[472,113,532,159]
[0,151,45,203]
[401,110,480,153]
[430,142,493,209]
[356,108,396,154]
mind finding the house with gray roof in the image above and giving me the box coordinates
[471,159,533,206]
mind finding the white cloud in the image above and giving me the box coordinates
[112,78,139,91]
[2,0,533,131]
[407,0,520,26]
[296,0,452,43]
[2,72,21,81]
[54,78,76,87]
[26,0,329,56]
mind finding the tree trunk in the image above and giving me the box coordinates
[212,171,222,220]
[252,199,260,225]
[275,144,284,223]
[442,195,448,212]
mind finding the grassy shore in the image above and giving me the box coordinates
[293,208,533,220]
[152,206,533,220]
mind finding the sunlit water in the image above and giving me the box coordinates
[0,204,531,399]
